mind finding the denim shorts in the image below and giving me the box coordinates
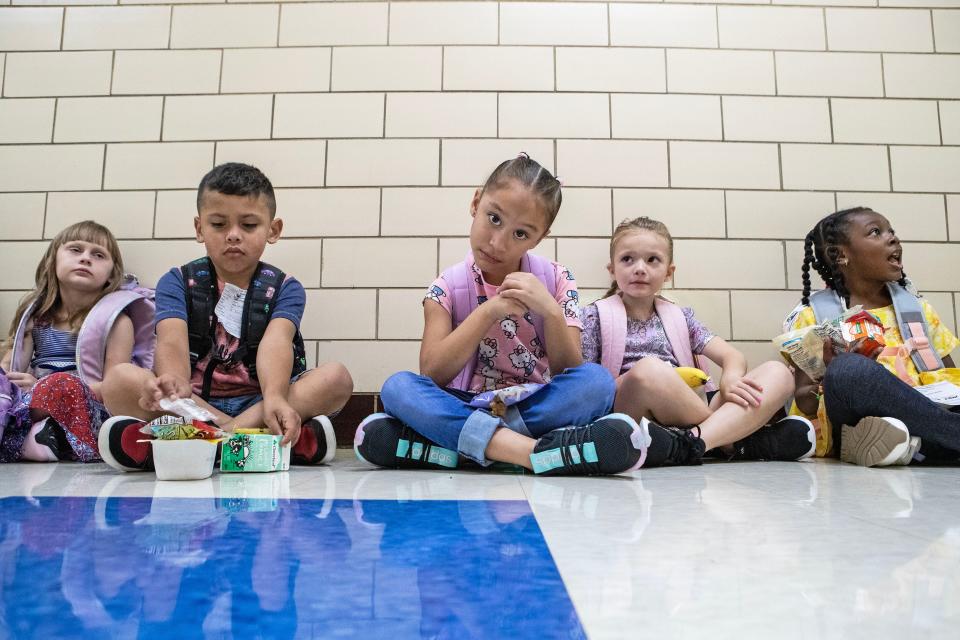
[207,393,263,418]
[205,370,314,418]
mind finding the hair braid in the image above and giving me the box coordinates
[801,207,874,309]
[800,231,816,306]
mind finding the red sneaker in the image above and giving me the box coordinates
[291,415,336,465]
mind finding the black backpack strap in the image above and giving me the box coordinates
[237,262,307,381]
[180,257,218,374]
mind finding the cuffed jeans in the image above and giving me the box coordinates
[379,363,616,466]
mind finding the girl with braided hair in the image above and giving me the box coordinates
[785,207,960,467]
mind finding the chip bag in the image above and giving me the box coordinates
[773,306,885,382]
[468,383,545,417]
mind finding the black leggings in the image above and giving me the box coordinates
[823,353,960,460]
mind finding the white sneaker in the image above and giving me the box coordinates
[893,436,922,466]
[840,417,910,467]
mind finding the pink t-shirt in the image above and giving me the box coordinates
[424,259,583,392]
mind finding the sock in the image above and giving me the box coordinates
[20,420,60,462]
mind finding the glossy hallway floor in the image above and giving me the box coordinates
[1,453,958,639]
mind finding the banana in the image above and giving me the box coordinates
[675,366,710,388]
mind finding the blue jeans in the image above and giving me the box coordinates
[208,393,263,417]
[379,363,616,466]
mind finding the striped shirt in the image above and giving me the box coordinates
[30,322,78,376]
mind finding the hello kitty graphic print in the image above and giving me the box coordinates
[424,260,582,392]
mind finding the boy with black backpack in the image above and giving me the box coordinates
[99,163,352,471]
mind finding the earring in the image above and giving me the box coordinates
[836,257,848,266]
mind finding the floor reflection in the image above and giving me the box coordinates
[0,493,583,639]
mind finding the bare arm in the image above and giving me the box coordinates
[153,318,192,383]
[89,313,134,398]
[256,318,302,444]
[420,299,515,387]
[140,317,194,409]
[793,366,819,416]
[539,314,583,375]
[701,336,747,379]
[256,318,295,400]
[702,337,762,407]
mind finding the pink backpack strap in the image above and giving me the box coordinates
[441,252,558,391]
[76,283,156,385]
[441,254,480,391]
[655,297,717,393]
[594,295,627,378]
[8,300,37,374]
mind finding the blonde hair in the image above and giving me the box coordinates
[603,216,674,299]
[6,221,124,344]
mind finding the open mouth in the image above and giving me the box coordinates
[888,252,902,269]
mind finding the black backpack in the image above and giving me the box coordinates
[181,257,307,399]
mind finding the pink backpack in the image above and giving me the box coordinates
[9,274,156,386]
[594,294,717,392]
[443,252,557,391]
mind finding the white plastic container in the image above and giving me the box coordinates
[151,439,218,481]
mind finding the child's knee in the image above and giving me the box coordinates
[380,370,420,408]
[311,361,353,398]
[755,360,793,389]
[623,357,671,389]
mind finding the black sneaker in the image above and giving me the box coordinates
[529,413,649,476]
[643,421,706,468]
[98,416,154,472]
[354,413,458,470]
[34,418,73,461]
[728,416,816,462]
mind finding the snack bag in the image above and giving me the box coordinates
[467,383,545,417]
[139,414,225,440]
[773,307,885,382]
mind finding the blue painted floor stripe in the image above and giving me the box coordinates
[0,496,584,639]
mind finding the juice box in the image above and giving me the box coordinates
[220,429,290,473]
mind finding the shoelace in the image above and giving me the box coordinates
[666,425,703,465]
[556,425,599,474]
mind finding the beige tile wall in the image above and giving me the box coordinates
[0,0,957,391]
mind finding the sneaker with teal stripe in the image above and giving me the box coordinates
[354,413,458,470]
[529,413,649,476]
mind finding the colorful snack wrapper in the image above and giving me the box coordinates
[773,306,885,382]
[467,383,545,417]
[139,414,225,440]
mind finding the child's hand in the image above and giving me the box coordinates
[484,292,527,321]
[720,374,763,408]
[262,394,302,447]
[497,272,558,319]
[6,371,37,391]
[140,373,192,412]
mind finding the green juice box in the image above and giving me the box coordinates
[220,429,291,473]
